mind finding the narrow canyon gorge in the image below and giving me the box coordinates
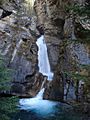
[0,0,90,120]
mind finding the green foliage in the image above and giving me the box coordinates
[0,97,19,120]
[66,1,90,18]
[64,63,90,101]
[64,64,90,82]
[64,71,87,82]
[0,55,11,90]
[70,38,90,45]
[80,64,90,70]
[0,0,21,116]
[84,0,90,18]
[66,4,84,16]
[0,55,19,120]
[65,1,90,40]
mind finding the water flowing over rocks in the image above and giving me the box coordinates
[36,35,53,80]
[0,0,90,106]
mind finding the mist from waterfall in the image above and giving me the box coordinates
[36,35,53,80]
[19,87,57,116]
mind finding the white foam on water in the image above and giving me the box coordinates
[19,88,57,116]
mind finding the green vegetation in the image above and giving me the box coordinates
[0,97,19,120]
[66,0,90,17]
[0,55,11,90]
[0,55,19,120]
[64,63,90,102]
[65,0,90,40]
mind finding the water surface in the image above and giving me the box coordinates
[13,100,82,120]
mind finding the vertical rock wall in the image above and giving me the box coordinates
[0,0,43,96]
[34,0,90,101]
[34,0,66,101]
[0,0,89,102]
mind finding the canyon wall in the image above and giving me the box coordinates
[34,0,90,101]
[0,0,90,103]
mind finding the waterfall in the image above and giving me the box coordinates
[19,86,57,115]
[19,87,57,116]
[36,35,53,80]
[19,35,55,112]
[34,88,45,99]
[11,39,22,62]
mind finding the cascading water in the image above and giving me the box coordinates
[19,86,57,116]
[18,36,81,120]
[36,35,53,80]
[19,35,56,115]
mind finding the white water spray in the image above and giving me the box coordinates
[19,87,57,116]
[36,35,53,80]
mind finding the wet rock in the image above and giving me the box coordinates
[25,72,45,97]
[43,71,64,101]
[11,72,46,97]
[34,0,66,101]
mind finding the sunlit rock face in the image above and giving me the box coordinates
[25,0,35,7]
[23,0,36,15]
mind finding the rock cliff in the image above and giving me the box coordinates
[34,0,90,102]
[0,0,42,96]
[0,0,90,104]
